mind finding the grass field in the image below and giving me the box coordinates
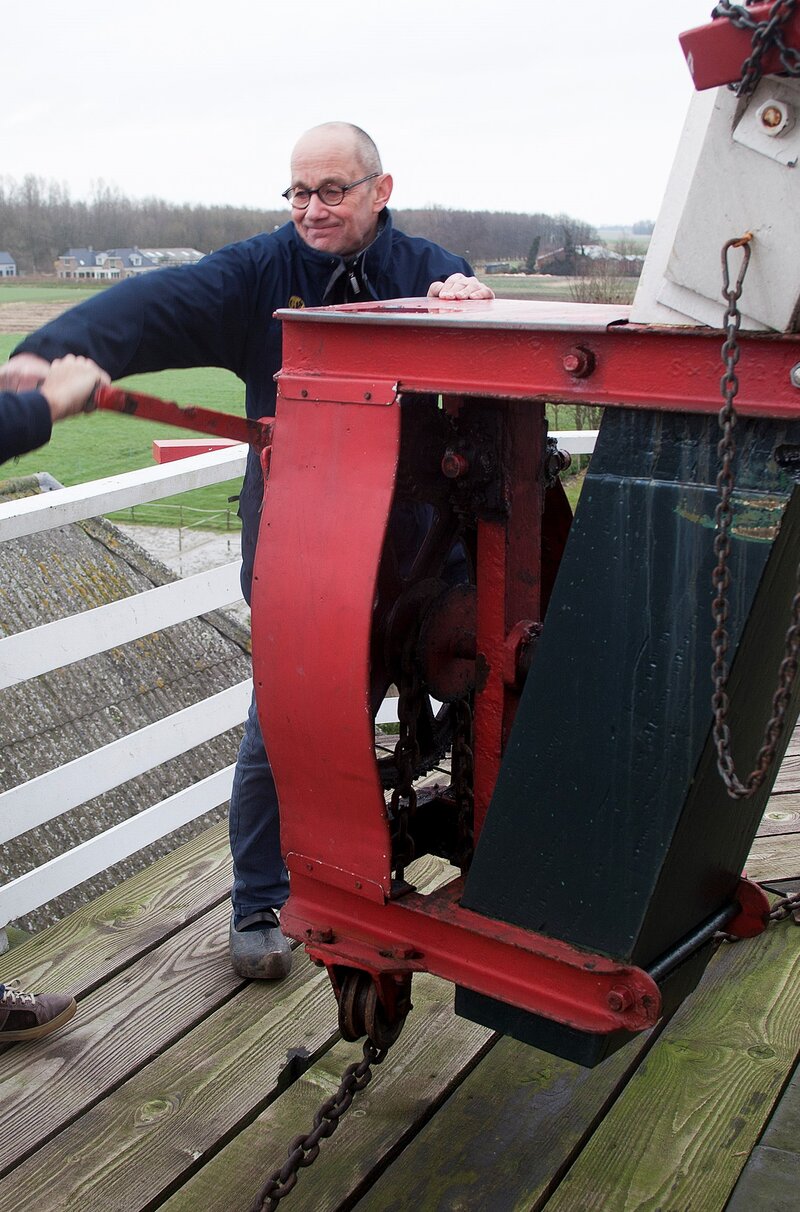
[484,273,637,303]
[0,284,106,303]
[0,332,246,530]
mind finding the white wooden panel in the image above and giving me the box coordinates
[552,430,598,455]
[0,680,251,844]
[0,561,243,689]
[0,765,236,926]
[0,445,247,543]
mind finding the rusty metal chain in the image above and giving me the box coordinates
[250,1038,387,1212]
[390,641,423,882]
[713,0,800,95]
[712,235,800,798]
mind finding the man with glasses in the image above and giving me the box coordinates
[1,122,494,981]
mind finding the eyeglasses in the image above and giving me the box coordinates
[281,172,380,209]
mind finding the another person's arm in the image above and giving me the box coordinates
[0,355,108,464]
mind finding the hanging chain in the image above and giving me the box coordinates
[250,1038,387,1212]
[451,697,475,873]
[712,0,800,95]
[390,641,423,882]
[712,235,800,798]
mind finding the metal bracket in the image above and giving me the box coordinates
[277,374,398,406]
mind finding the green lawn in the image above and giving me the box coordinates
[0,332,246,530]
[484,273,637,303]
[0,284,107,303]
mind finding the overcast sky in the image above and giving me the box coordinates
[4,1,713,226]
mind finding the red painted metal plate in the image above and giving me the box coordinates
[679,5,800,91]
[251,393,402,900]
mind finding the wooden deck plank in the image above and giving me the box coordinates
[538,919,800,1211]
[2,953,336,1209]
[758,797,800,835]
[352,1029,659,1212]
[0,819,231,998]
[771,753,800,794]
[159,974,494,1212]
[746,833,800,880]
[726,1055,800,1210]
[725,1144,800,1212]
[0,855,455,1208]
[0,900,244,1177]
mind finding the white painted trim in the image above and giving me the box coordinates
[0,561,244,689]
[0,680,251,844]
[0,765,236,925]
[0,445,247,543]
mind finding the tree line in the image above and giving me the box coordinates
[0,174,610,274]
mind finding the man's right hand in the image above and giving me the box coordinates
[0,353,52,393]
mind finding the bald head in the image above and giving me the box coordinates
[287,122,393,258]
[291,123,383,177]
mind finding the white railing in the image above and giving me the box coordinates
[0,430,598,942]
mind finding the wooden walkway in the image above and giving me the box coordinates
[1,733,799,1210]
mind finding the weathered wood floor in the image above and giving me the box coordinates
[1,732,799,1211]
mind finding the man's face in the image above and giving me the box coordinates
[288,133,392,258]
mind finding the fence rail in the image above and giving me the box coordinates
[0,430,597,939]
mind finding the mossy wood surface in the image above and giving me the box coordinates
[0,735,798,1208]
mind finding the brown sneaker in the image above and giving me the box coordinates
[0,984,77,1042]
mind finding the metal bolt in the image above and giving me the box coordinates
[364,391,372,401]
[562,346,595,378]
[757,99,794,137]
[300,388,308,398]
[607,985,634,1013]
[791,363,800,390]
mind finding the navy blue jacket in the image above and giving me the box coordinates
[0,390,52,465]
[14,210,471,594]
[15,211,471,421]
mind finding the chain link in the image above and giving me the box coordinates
[250,1038,387,1211]
[712,0,800,95]
[712,235,800,798]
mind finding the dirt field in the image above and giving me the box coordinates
[0,300,73,333]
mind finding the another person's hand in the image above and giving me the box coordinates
[427,274,495,300]
[39,356,110,422]
[0,352,52,393]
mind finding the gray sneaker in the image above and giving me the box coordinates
[0,983,77,1042]
[229,910,293,980]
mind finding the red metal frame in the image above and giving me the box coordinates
[99,300,797,1041]
[249,300,800,1038]
[275,300,800,420]
[680,4,800,92]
